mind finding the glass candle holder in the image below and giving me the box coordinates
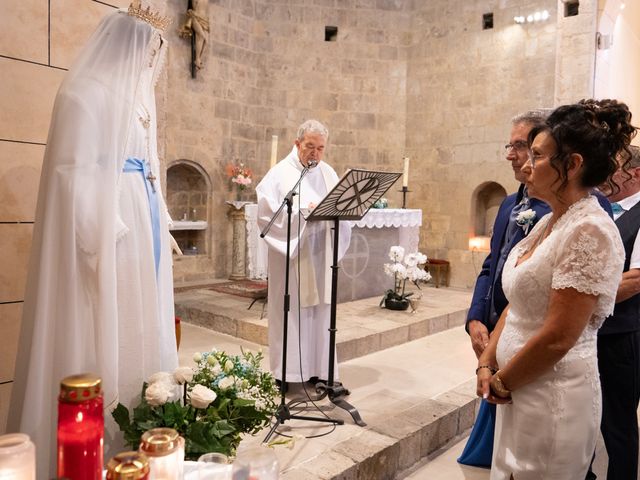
[0,433,35,479]
[106,451,150,479]
[139,428,184,480]
[231,446,278,480]
[197,452,230,480]
[57,373,104,480]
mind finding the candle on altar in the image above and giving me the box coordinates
[270,135,278,168]
[0,433,35,479]
[402,157,410,188]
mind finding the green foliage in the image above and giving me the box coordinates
[112,348,278,460]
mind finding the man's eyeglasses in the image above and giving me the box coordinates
[504,140,529,152]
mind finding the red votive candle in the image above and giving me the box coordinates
[57,373,104,480]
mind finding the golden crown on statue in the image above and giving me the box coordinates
[128,0,171,31]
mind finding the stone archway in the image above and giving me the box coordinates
[469,181,507,250]
[166,160,212,256]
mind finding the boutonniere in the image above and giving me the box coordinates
[515,209,536,234]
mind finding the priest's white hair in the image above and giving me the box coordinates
[297,119,329,140]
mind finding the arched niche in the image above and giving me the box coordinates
[166,160,211,255]
[469,181,507,250]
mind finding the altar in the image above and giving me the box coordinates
[244,205,422,303]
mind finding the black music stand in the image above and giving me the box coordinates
[305,168,402,427]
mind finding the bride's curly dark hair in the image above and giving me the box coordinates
[527,99,636,195]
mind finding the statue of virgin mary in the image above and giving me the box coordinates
[8,4,178,477]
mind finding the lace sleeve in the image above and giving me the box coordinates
[552,219,624,319]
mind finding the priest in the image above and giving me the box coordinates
[256,120,352,387]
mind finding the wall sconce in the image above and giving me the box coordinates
[469,236,491,252]
[514,10,550,24]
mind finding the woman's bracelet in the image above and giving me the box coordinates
[491,371,512,398]
[475,365,497,375]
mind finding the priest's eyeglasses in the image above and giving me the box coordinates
[504,140,529,152]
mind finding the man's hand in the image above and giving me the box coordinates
[468,320,490,358]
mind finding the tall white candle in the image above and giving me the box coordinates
[270,135,278,168]
[402,157,410,188]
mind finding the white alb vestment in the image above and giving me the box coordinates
[492,195,624,479]
[8,11,178,478]
[256,148,352,382]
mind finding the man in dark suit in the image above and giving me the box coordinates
[596,145,640,480]
[466,112,552,357]
[458,110,550,467]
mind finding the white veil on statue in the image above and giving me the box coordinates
[8,7,175,478]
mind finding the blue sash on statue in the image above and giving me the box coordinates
[122,157,161,277]
[457,399,496,468]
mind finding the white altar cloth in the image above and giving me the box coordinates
[245,205,422,302]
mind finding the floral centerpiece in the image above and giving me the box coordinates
[226,162,253,200]
[380,246,431,310]
[112,348,278,460]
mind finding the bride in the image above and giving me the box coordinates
[476,99,635,479]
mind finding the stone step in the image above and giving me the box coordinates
[174,284,472,362]
[275,380,479,479]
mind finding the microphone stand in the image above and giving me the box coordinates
[260,161,343,444]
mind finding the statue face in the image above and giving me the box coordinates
[295,132,326,167]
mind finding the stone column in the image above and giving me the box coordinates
[227,201,249,280]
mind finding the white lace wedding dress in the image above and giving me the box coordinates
[491,195,624,480]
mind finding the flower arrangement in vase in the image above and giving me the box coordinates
[226,162,253,201]
[112,348,278,460]
[380,246,431,310]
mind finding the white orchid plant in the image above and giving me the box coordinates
[113,348,278,460]
[380,246,431,306]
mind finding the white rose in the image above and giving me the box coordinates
[145,381,175,406]
[173,367,194,384]
[224,360,234,373]
[190,384,217,409]
[218,376,235,390]
[207,355,217,366]
[148,372,175,386]
[193,352,203,363]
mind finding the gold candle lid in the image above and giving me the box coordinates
[140,428,181,456]
[106,451,150,479]
[59,373,102,402]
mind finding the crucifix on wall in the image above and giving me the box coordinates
[178,0,209,78]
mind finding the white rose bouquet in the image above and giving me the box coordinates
[113,349,278,460]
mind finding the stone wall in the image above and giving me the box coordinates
[163,0,411,279]
[405,0,571,288]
